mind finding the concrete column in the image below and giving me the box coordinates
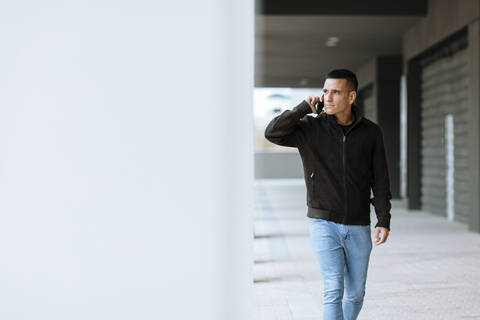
[468,20,480,233]
[377,56,402,199]
[356,56,402,199]
[406,58,422,210]
[0,1,253,319]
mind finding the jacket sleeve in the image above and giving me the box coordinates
[264,100,312,148]
[370,126,392,230]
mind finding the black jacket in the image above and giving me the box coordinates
[264,100,392,230]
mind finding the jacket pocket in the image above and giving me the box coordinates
[309,171,315,201]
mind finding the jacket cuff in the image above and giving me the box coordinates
[375,215,391,230]
[292,100,314,116]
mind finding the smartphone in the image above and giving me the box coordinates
[315,96,325,115]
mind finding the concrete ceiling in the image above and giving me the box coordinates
[255,15,424,88]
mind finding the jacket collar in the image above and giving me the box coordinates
[320,103,363,135]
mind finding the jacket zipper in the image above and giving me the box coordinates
[343,135,347,216]
[341,120,359,217]
[330,114,361,218]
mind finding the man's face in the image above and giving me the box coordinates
[322,78,356,115]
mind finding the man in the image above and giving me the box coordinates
[264,69,391,320]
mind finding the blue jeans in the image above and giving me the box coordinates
[308,217,372,320]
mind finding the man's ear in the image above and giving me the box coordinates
[349,91,357,105]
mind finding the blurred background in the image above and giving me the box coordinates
[0,0,479,319]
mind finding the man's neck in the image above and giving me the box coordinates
[335,105,355,126]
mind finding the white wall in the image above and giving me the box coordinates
[0,1,253,319]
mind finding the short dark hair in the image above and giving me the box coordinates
[325,69,358,92]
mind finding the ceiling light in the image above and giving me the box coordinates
[325,36,339,47]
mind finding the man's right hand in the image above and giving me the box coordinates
[306,95,323,114]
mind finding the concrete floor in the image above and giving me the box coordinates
[253,179,480,320]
